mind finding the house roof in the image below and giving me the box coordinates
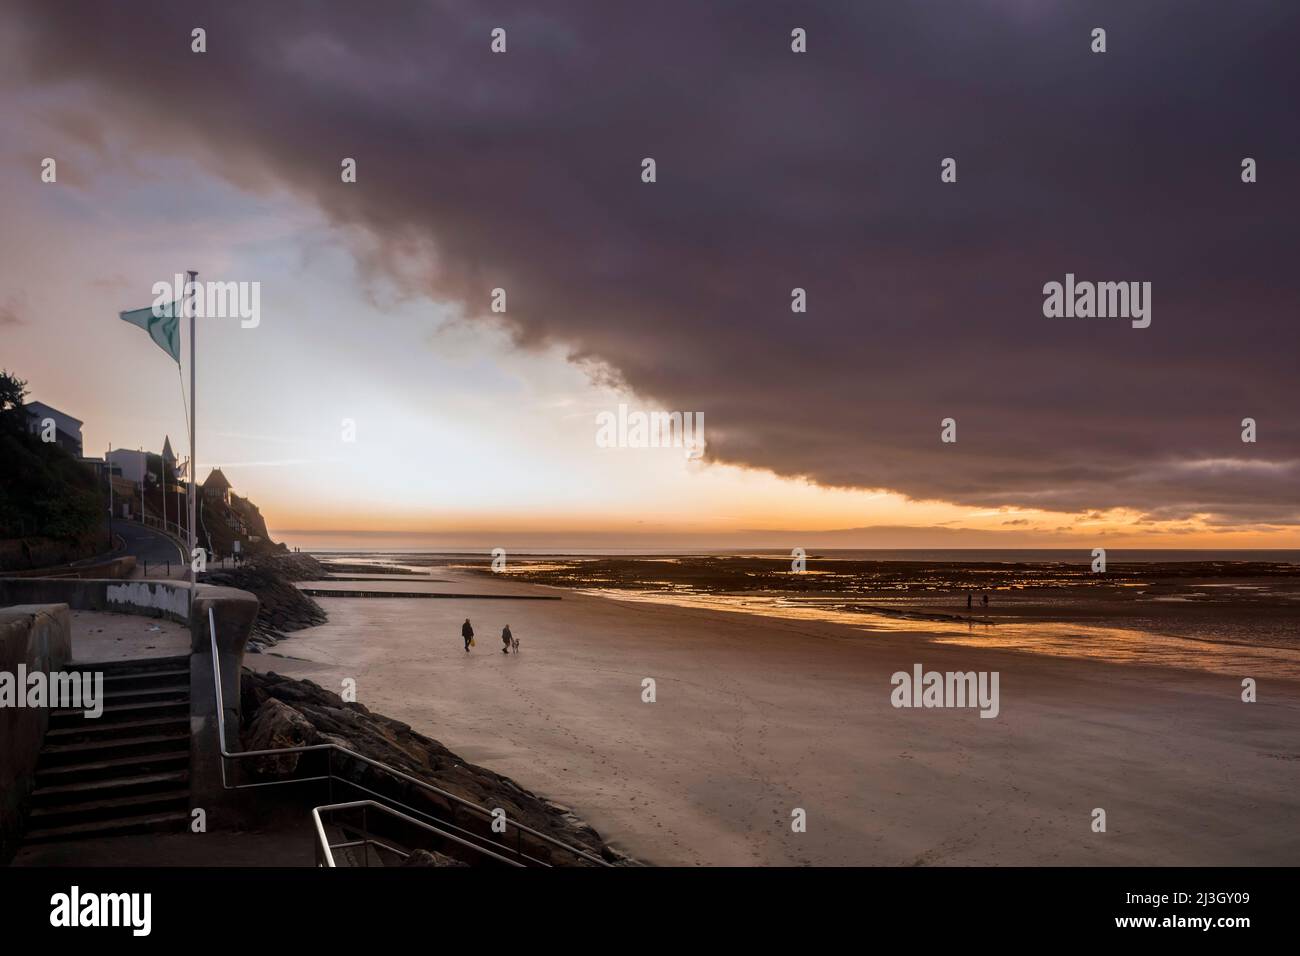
[203,468,232,490]
[24,401,83,426]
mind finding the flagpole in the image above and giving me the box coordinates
[187,270,198,587]
[179,458,186,545]
[107,443,114,549]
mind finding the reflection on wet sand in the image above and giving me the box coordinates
[570,587,1300,681]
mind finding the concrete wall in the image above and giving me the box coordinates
[0,604,71,863]
[189,586,260,821]
[0,576,187,623]
[106,580,190,619]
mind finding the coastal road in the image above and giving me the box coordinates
[115,520,185,569]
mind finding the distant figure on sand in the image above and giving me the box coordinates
[982,593,989,608]
[501,624,513,654]
[966,593,972,610]
[462,618,474,652]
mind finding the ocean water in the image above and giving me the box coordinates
[273,534,1300,564]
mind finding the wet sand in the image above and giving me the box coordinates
[247,568,1300,866]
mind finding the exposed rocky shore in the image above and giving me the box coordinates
[200,553,329,652]
[240,668,630,866]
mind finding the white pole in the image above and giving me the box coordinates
[179,458,186,542]
[140,446,145,523]
[187,270,198,586]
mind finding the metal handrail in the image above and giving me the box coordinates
[139,513,187,544]
[312,800,524,868]
[317,770,561,866]
[208,607,610,867]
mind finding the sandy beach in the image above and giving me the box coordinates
[246,567,1300,866]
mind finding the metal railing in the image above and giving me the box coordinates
[140,512,187,544]
[208,607,610,868]
[313,800,523,868]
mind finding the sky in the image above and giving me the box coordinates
[1,1,1297,549]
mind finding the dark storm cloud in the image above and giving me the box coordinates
[7,0,1299,522]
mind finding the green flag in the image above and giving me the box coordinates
[119,298,181,363]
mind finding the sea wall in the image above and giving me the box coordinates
[0,604,71,863]
[105,580,191,619]
[0,577,189,623]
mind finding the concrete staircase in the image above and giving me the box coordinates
[23,655,192,843]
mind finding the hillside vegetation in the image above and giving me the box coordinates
[0,370,106,570]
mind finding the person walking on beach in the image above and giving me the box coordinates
[982,593,989,608]
[501,624,513,654]
[966,593,972,610]
[462,618,474,652]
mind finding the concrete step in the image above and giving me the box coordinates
[35,750,189,784]
[45,715,189,745]
[98,683,190,704]
[38,731,189,766]
[375,844,408,866]
[23,652,194,849]
[32,769,190,803]
[86,668,190,692]
[23,809,191,844]
[68,655,189,675]
[51,699,187,722]
[325,824,403,867]
[98,666,189,681]
[326,825,368,867]
[29,789,191,829]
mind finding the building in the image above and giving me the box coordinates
[78,457,122,480]
[110,476,139,518]
[203,468,232,506]
[23,401,83,457]
[161,436,178,483]
[106,448,151,484]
